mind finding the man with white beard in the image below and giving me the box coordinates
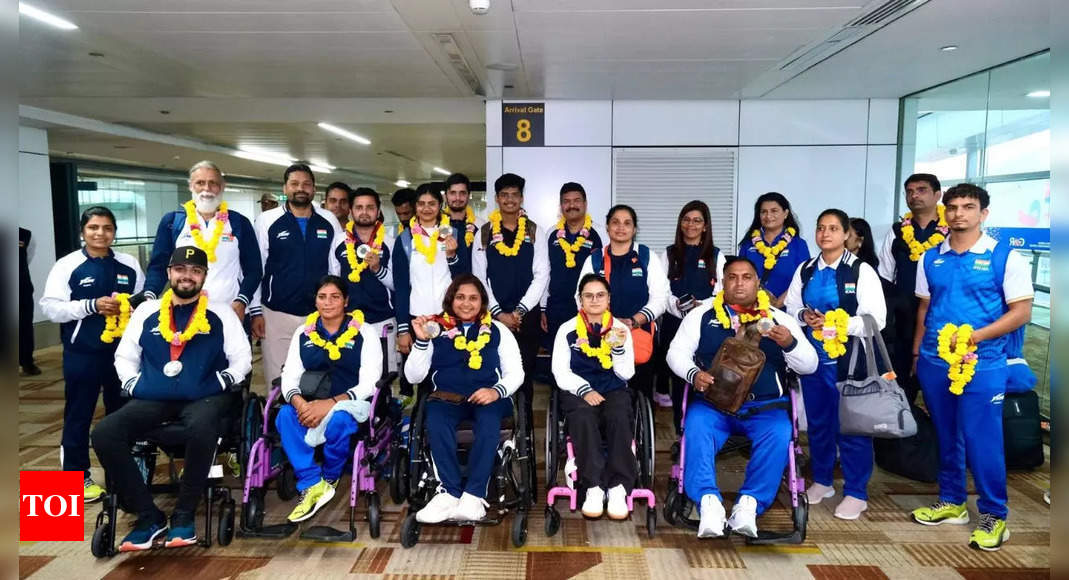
[138,161,262,321]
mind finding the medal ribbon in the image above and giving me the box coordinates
[168,303,198,363]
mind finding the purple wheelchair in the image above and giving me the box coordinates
[662,370,808,544]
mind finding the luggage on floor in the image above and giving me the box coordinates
[1003,389,1045,470]
[873,403,940,482]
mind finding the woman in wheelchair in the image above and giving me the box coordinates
[405,274,523,524]
[276,275,382,523]
[551,273,636,519]
[666,256,817,538]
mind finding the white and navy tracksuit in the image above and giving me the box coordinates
[915,234,1033,520]
[404,320,523,499]
[40,248,143,475]
[473,218,549,424]
[784,250,886,501]
[449,215,481,275]
[578,242,670,399]
[335,228,395,325]
[657,245,726,433]
[739,229,811,297]
[391,224,466,336]
[277,315,382,492]
[144,207,262,308]
[540,222,607,346]
[667,305,818,514]
[551,316,636,491]
[92,296,251,521]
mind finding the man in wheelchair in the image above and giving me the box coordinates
[667,257,817,538]
[404,275,524,524]
[92,246,252,551]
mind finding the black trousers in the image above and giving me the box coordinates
[19,291,34,367]
[886,292,921,404]
[654,314,687,434]
[561,388,636,491]
[92,393,233,522]
[514,307,542,424]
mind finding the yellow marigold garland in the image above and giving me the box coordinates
[813,308,849,358]
[442,312,493,369]
[100,293,132,343]
[409,214,450,265]
[751,227,796,271]
[488,209,527,257]
[937,323,978,395]
[158,290,211,346]
[303,309,365,361]
[712,290,773,329]
[344,221,385,283]
[901,205,949,261]
[462,206,476,247]
[574,311,613,369]
[183,200,228,263]
[554,214,592,268]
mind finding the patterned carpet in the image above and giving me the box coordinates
[19,345,1051,579]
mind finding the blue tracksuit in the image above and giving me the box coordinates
[40,248,143,475]
[739,230,810,297]
[335,231,394,324]
[256,206,341,316]
[915,236,1032,519]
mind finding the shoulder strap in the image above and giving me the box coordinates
[170,211,185,244]
[592,248,606,278]
[480,223,492,248]
[991,239,1012,290]
[799,258,817,289]
[526,219,537,243]
[638,244,650,269]
[401,230,413,257]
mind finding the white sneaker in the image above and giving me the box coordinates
[416,492,460,523]
[452,492,488,522]
[697,494,726,538]
[606,485,629,520]
[582,487,605,518]
[726,495,758,538]
[833,496,868,520]
[806,482,835,505]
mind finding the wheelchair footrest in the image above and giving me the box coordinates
[300,525,354,543]
[237,522,298,539]
[745,528,804,545]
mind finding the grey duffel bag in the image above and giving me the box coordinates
[836,314,917,439]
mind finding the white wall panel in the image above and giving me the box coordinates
[739,100,869,145]
[867,98,900,145]
[544,100,612,146]
[485,99,502,147]
[500,147,612,230]
[18,127,56,323]
[485,146,503,214]
[611,100,739,146]
[864,144,899,245]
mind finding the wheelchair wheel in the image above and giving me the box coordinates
[367,493,382,539]
[243,488,265,531]
[400,513,421,548]
[91,522,113,558]
[646,505,657,538]
[663,481,680,526]
[544,505,561,537]
[277,464,298,501]
[635,393,655,489]
[241,395,264,473]
[544,389,559,489]
[389,447,409,505]
[794,494,809,542]
[511,509,528,548]
[218,499,236,546]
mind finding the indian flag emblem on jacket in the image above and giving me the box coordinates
[316,228,328,239]
[116,274,130,285]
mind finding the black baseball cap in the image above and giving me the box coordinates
[169,246,208,269]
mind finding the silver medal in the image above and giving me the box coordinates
[355,244,372,259]
[439,225,455,239]
[425,320,442,339]
[163,360,183,377]
[756,317,775,334]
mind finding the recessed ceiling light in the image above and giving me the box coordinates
[122,180,144,186]
[310,159,336,171]
[19,2,78,30]
[384,110,394,114]
[317,122,371,145]
[88,51,105,57]
[234,147,297,167]
[432,167,451,176]
[1027,90,1050,98]
[940,45,958,52]
[159,110,170,115]
[395,179,410,188]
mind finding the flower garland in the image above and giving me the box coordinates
[461,206,476,247]
[554,214,592,268]
[409,214,450,265]
[811,309,849,358]
[574,311,613,369]
[344,221,385,283]
[100,293,132,343]
[751,227,796,271]
[900,205,949,261]
[442,312,493,369]
[711,290,773,330]
[304,309,365,361]
[158,289,211,346]
[183,200,229,263]
[937,323,978,395]
[488,209,527,257]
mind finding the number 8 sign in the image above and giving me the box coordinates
[502,103,544,147]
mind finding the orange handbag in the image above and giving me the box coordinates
[600,247,656,364]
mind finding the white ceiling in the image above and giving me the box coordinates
[18,0,1052,184]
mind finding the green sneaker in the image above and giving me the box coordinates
[227,453,241,478]
[969,514,1009,551]
[286,479,336,523]
[84,477,106,503]
[911,501,969,526]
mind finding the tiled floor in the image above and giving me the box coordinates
[19,346,1051,579]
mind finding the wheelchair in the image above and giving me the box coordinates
[240,371,400,541]
[398,387,535,548]
[661,370,808,544]
[544,386,657,537]
[90,381,251,558]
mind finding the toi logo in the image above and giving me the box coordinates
[20,471,85,541]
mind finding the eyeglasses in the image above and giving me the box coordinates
[681,217,705,225]
[580,292,609,301]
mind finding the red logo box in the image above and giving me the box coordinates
[20,471,85,541]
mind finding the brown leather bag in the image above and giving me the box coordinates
[704,325,766,414]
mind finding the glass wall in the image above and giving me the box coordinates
[899,51,1051,418]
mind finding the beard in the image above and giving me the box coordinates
[171,282,203,299]
[354,214,377,227]
[192,191,222,214]
[289,192,312,207]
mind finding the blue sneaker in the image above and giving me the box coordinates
[164,511,197,548]
[119,516,167,552]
